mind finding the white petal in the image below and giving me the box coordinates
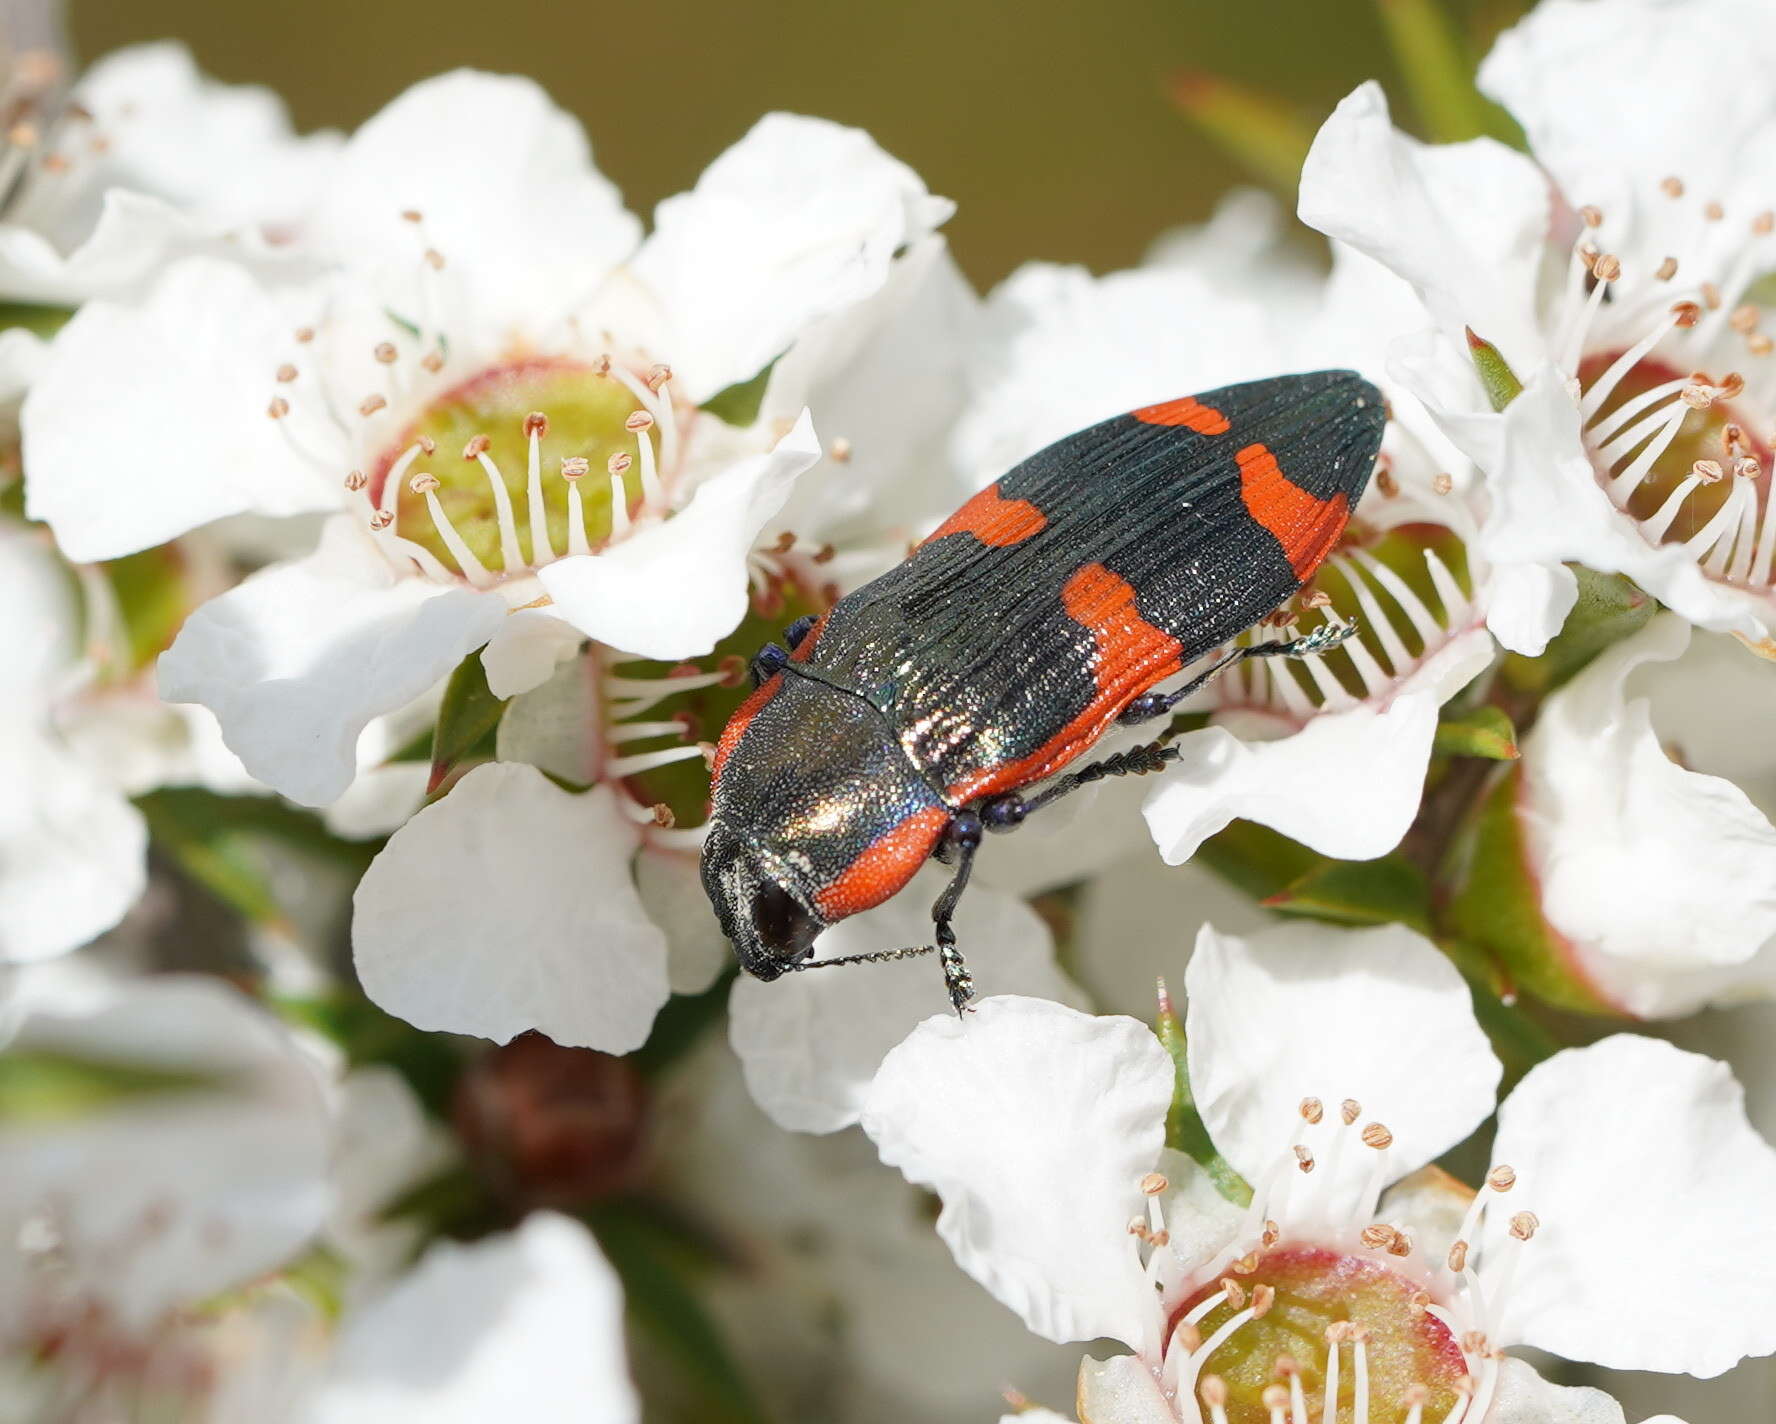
[1185,921,1501,1183]
[634,847,729,996]
[23,257,336,561]
[158,516,506,806]
[1479,0,1776,208]
[1298,82,1550,371]
[73,41,343,236]
[493,649,599,785]
[860,995,1173,1350]
[762,235,980,547]
[731,876,1085,1134]
[1144,631,1492,864]
[479,607,585,700]
[0,721,147,963]
[1494,1035,1776,1375]
[352,764,669,1054]
[629,113,952,402]
[1522,615,1776,1016]
[307,70,638,336]
[1487,1357,1627,1424]
[0,524,148,962]
[322,761,431,841]
[305,1213,637,1424]
[0,974,333,1332]
[953,259,1291,483]
[539,410,820,660]
[1485,559,1579,658]
[1075,1354,1176,1424]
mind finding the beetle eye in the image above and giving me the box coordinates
[751,881,820,958]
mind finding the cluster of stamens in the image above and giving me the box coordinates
[1559,185,1776,591]
[1124,1096,1537,1423]
[264,210,690,588]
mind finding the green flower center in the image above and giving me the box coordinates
[365,357,681,581]
[1177,1244,1469,1423]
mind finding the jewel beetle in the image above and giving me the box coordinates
[701,370,1385,1011]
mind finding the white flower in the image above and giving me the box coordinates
[0,520,145,961]
[952,199,1530,870]
[1459,614,1776,1018]
[1299,0,1776,651]
[0,40,338,310]
[302,1212,638,1424]
[23,71,955,808]
[0,969,334,1344]
[0,513,264,964]
[860,922,1776,1422]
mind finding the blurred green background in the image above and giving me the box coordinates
[74,0,1519,287]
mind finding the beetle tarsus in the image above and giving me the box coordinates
[932,819,979,1015]
[1020,740,1180,816]
[1118,617,1361,727]
[783,614,817,650]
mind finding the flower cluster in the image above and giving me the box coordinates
[5,0,1776,1420]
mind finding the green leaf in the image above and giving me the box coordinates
[134,789,291,933]
[1263,855,1433,935]
[428,651,508,796]
[1498,565,1656,696]
[1375,0,1522,144]
[0,1050,218,1122]
[1171,72,1316,196]
[701,361,776,428]
[1154,984,1250,1206]
[100,545,193,674]
[1466,326,1523,412]
[586,1201,773,1424]
[1194,820,1325,901]
[1433,705,1520,761]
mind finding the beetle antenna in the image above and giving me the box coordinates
[786,945,936,971]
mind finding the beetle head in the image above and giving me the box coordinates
[699,825,827,982]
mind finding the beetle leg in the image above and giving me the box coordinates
[1118,618,1360,725]
[930,811,982,1015]
[749,642,790,687]
[783,614,817,650]
[1017,740,1180,818]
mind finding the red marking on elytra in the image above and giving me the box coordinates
[1236,442,1350,580]
[815,805,951,919]
[1133,395,1231,434]
[948,563,1182,803]
[710,616,828,784]
[921,481,1047,548]
[711,677,777,783]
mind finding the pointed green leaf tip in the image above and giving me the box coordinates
[1154,979,1251,1206]
[1374,0,1521,145]
[1433,705,1521,761]
[429,651,508,796]
[1171,71,1315,198]
[1467,327,1524,412]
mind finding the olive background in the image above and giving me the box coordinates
[76,0,1516,288]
